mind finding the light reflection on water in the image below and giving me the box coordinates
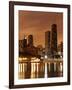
[18,59,63,79]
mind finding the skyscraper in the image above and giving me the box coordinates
[45,31,51,57]
[50,24,57,57]
[23,35,27,48]
[28,35,33,47]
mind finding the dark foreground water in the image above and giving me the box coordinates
[18,60,63,79]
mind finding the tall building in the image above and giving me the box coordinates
[50,24,57,57]
[45,31,51,57]
[28,35,33,46]
[23,36,27,48]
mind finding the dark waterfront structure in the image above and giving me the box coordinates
[50,24,58,57]
[45,31,51,57]
[28,35,33,46]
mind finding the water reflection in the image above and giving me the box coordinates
[18,59,63,79]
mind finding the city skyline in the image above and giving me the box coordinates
[19,11,63,79]
[19,10,63,47]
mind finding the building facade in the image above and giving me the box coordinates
[23,37,27,48]
[45,31,51,57]
[58,41,63,57]
[50,24,58,57]
[28,35,33,47]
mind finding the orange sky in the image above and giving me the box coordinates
[19,10,63,47]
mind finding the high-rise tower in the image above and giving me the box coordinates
[50,24,57,57]
[23,35,27,48]
[28,35,33,47]
[45,31,51,57]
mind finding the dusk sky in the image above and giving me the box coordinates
[19,10,63,47]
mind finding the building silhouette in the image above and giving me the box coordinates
[23,36,27,48]
[58,41,63,57]
[19,40,24,53]
[50,24,57,57]
[19,35,39,57]
[45,31,51,57]
[28,35,33,47]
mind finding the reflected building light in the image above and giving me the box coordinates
[60,63,63,72]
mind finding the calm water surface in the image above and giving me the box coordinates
[18,59,63,79]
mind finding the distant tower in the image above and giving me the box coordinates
[45,31,51,57]
[50,24,57,57]
[28,35,33,46]
[58,41,63,57]
[23,35,27,48]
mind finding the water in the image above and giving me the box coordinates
[18,59,63,79]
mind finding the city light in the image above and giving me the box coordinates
[31,57,36,60]
[19,57,28,61]
[44,55,48,59]
[19,57,22,61]
[22,57,27,60]
[31,58,40,62]
[41,56,44,59]
[60,55,62,59]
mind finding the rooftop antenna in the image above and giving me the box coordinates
[24,35,27,39]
